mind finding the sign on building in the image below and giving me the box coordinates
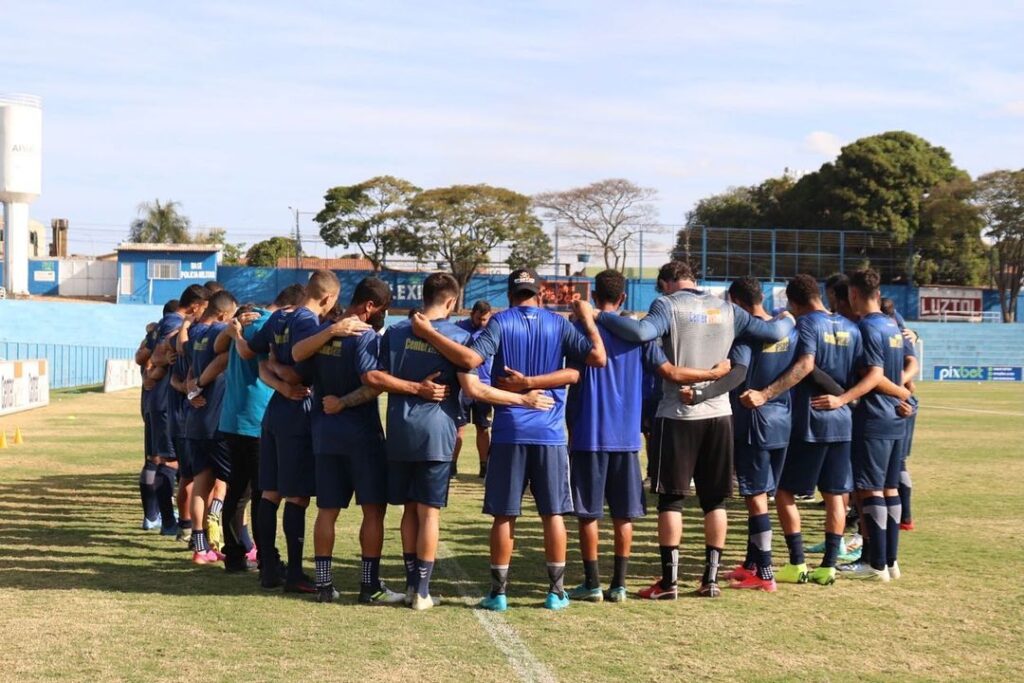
[919,287,983,320]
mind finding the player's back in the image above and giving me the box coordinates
[308,327,383,454]
[730,323,798,449]
[488,306,575,446]
[792,311,861,443]
[248,307,316,434]
[855,312,906,439]
[381,319,468,461]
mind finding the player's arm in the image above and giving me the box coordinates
[494,366,581,392]
[266,349,304,386]
[680,364,748,405]
[733,306,795,342]
[570,300,607,367]
[361,370,450,401]
[198,351,229,388]
[902,347,919,388]
[410,314,486,369]
[292,317,372,362]
[656,359,732,385]
[259,359,309,400]
[596,297,671,343]
[811,365,883,410]
[322,385,382,415]
[742,354,815,408]
[458,373,554,410]
[809,367,845,396]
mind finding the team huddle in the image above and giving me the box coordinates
[133,260,918,610]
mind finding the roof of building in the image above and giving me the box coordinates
[116,243,222,253]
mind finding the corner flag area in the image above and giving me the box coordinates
[0,382,1021,681]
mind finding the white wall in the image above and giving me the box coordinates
[58,259,116,297]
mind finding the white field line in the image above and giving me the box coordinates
[436,542,557,683]
[926,404,1024,417]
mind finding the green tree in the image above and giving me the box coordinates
[534,179,658,270]
[975,169,1024,322]
[128,199,191,243]
[405,184,549,306]
[245,236,298,267]
[507,230,554,272]
[914,178,988,286]
[315,176,420,270]
[193,227,245,265]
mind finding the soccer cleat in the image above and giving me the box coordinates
[723,565,756,582]
[245,546,258,563]
[900,521,915,531]
[843,563,890,582]
[846,533,863,551]
[176,526,192,544]
[544,591,570,610]
[206,513,223,552]
[695,582,722,598]
[809,566,836,585]
[775,563,809,584]
[192,550,219,565]
[160,524,180,537]
[604,586,628,603]
[142,515,162,531]
[411,593,441,611]
[805,540,827,553]
[284,576,318,594]
[888,562,901,580]
[315,585,340,603]
[478,593,508,612]
[404,586,415,606]
[637,579,678,600]
[837,547,862,564]
[729,575,777,592]
[224,557,257,573]
[567,584,604,603]
[358,582,406,605]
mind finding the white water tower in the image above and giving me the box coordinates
[0,94,43,297]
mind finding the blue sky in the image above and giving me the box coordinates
[4,0,1023,262]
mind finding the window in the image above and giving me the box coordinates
[147,260,181,280]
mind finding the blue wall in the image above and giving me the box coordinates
[914,323,1024,381]
[116,249,219,305]
[0,299,164,346]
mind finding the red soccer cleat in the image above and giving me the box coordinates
[723,565,756,582]
[729,574,777,592]
[900,521,915,531]
[637,579,678,600]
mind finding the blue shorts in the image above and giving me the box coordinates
[570,451,646,520]
[902,413,917,461]
[191,438,231,481]
[143,414,153,459]
[734,442,787,497]
[778,440,852,497]
[388,460,451,508]
[484,443,573,517]
[174,437,194,480]
[148,408,175,458]
[853,437,903,491]
[316,441,389,509]
[259,425,315,498]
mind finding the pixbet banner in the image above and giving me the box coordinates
[933,365,1023,382]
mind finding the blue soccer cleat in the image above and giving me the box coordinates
[478,593,508,612]
[544,591,570,611]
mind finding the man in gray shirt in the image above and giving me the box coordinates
[597,261,794,598]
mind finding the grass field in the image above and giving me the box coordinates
[1,383,1022,682]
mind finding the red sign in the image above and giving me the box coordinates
[539,280,590,310]
[918,287,983,320]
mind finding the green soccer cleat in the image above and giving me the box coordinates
[809,566,836,585]
[567,584,604,603]
[206,512,223,552]
[775,563,809,584]
[358,582,406,605]
[604,586,628,603]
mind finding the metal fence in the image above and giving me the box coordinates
[0,342,136,389]
[676,227,910,282]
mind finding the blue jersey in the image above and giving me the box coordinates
[219,310,274,438]
[146,312,184,414]
[729,321,798,450]
[380,319,469,462]
[307,326,383,455]
[185,322,228,439]
[456,318,492,385]
[567,322,666,452]
[792,311,863,443]
[470,306,593,446]
[169,350,190,439]
[248,307,320,435]
[855,312,907,440]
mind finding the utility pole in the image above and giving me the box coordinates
[638,224,644,278]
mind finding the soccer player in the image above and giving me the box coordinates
[741,274,865,586]
[825,273,854,320]
[561,270,670,603]
[881,298,920,531]
[454,300,494,479]
[135,321,161,529]
[249,270,363,592]
[182,290,238,564]
[823,269,912,581]
[410,268,606,611]
[596,261,794,599]
[289,277,405,604]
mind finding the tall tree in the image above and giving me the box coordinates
[128,199,191,243]
[315,176,420,270]
[404,184,549,306]
[534,178,658,270]
[914,178,988,286]
[975,169,1024,322]
[245,236,298,267]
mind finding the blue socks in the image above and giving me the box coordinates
[862,495,888,571]
[361,556,381,591]
[885,496,902,567]
[282,502,305,582]
[314,555,332,588]
[749,514,773,580]
[822,532,843,568]
[403,552,417,590]
[416,559,434,598]
[256,498,280,572]
[785,532,805,565]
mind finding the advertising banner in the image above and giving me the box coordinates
[0,359,50,416]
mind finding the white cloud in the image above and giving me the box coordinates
[804,131,843,158]
[1001,101,1024,117]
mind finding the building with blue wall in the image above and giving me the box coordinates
[115,244,220,305]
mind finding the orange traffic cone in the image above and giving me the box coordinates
[13,428,23,445]
[0,431,7,449]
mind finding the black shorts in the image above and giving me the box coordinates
[469,402,493,429]
[649,416,733,504]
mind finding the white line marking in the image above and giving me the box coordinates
[436,542,557,683]
[927,404,1024,417]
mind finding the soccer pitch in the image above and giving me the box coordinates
[0,383,1021,681]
